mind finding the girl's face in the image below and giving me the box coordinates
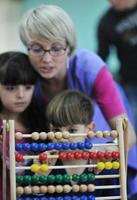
[28,38,69,80]
[0,84,34,115]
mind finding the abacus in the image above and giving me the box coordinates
[2,118,127,200]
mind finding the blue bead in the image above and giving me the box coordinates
[25,198,32,200]
[39,143,47,151]
[62,142,70,150]
[64,196,71,200]
[31,143,39,151]
[17,198,24,200]
[88,195,95,200]
[54,143,62,150]
[40,197,48,200]
[80,195,87,200]
[49,197,55,200]
[47,143,55,150]
[56,197,64,200]
[70,143,78,150]
[77,142,85,149]
[15,143,23,151]
[33,197,39,200]
[72,195,79,200]
[85,141,93,149]
[23,143,31,151]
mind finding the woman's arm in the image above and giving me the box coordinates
[93,67,136,150]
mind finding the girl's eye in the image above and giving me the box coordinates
[5,86,16,91]
[25,85,34,90]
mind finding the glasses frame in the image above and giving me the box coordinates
[28,45,67,57]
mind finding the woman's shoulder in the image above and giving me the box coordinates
[69,48,106,71]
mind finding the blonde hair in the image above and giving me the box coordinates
[46,89,94,127]
[19,5,77,56]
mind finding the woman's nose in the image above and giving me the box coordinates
[42,51,53,62]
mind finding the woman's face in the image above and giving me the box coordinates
[28,38,69,80]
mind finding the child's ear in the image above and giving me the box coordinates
[87,121,95,131]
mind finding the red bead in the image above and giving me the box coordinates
[90,152,97,160]
[112,151,120,159]
[16,153,23,162]
[59,152,67,160]
[67,152,75,159]
[74,152,82,159]
[82,152,90,160]
[104,152,112,159]
[39,153,47,161]
[97,151,105,159]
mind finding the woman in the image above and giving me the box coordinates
[19,4,136,149]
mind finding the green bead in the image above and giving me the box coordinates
[31,175,39,184]
[55,175,63,183]
[87,173,95,182]
[16,175,24,184]
[23,175,32,185]
[47,175,55,183]
[72,174,80,182]
[39,175,47,184]
[63,174,71,183]
[80,174,88,182]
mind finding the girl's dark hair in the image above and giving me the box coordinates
[0,51,47,132]
[0,51,37,85]
[46,89,94,127]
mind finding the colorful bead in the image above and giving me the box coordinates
[16,153,23,162]
[39,152,47,161]
[55,174,63,183]
[112,161,120,169]
[39,175,47,184]
[31,164,39,172]
[41,164,48,172]
[31,132,39,140]
[87,173,95,182]
[97,162,105,170]
[105,162,112,170]
[48,175,55,183]
[31,175,40,184]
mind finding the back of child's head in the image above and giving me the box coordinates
[46,89,94,127]
[0,51,37,85]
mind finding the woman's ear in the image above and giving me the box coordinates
[87,121,95,131]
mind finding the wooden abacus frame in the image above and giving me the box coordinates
[2,118,128,200]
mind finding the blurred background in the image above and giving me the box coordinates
[1,0,118,73]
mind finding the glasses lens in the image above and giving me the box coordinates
[29,46,44,56]
[50,47,66,56]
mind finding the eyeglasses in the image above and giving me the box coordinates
[28,45,67,57]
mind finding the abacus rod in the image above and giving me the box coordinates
[17,131,118,138]
[116,118,127,200]
[95,196,121,200]
[9,120,16,200]
[2,120,7,200]
[95,185,120,189]
[93,143,118,147]
[95,174,120,179]
[16,163,97,170]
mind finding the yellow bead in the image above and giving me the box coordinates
[112,161,120,169]
[41,164,48,172]
[97,162,105,170]
[31,164,39,172]
[105,162,112,170]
